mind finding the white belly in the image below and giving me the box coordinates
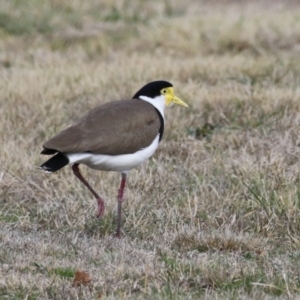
[66,135,160,172]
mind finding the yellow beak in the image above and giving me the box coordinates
[164,87,188,107]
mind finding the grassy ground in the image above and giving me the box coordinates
[1,0,300,298]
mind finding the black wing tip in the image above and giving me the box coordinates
[38,165,53,173]
[39,153,69,173]
[41,148,57,155]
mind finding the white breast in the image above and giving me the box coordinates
[66,135,160,172]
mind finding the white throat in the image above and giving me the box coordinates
[139,95,165,118]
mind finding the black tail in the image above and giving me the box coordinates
[39,153,69,173]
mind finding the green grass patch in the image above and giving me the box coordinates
[52,267,75,279]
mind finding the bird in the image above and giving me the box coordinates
[39,80,188,237]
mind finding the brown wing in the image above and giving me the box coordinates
[42,99,161,155]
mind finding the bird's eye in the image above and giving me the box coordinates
[162,89,166,94]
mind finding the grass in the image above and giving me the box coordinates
[1,0,300,298]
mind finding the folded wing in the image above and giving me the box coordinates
[42,99,161,155]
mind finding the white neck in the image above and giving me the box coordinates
[139,95,165,118]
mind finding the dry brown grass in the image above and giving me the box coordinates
[1,0,300,298]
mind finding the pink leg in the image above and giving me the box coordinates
[72,164,105,217]
[115,172,127,238]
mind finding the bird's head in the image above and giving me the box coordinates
[132,81,188,112]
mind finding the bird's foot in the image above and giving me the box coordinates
[96,198,105,218]
[114,229,122,238]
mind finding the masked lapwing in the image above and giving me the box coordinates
[39,80,188,237]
